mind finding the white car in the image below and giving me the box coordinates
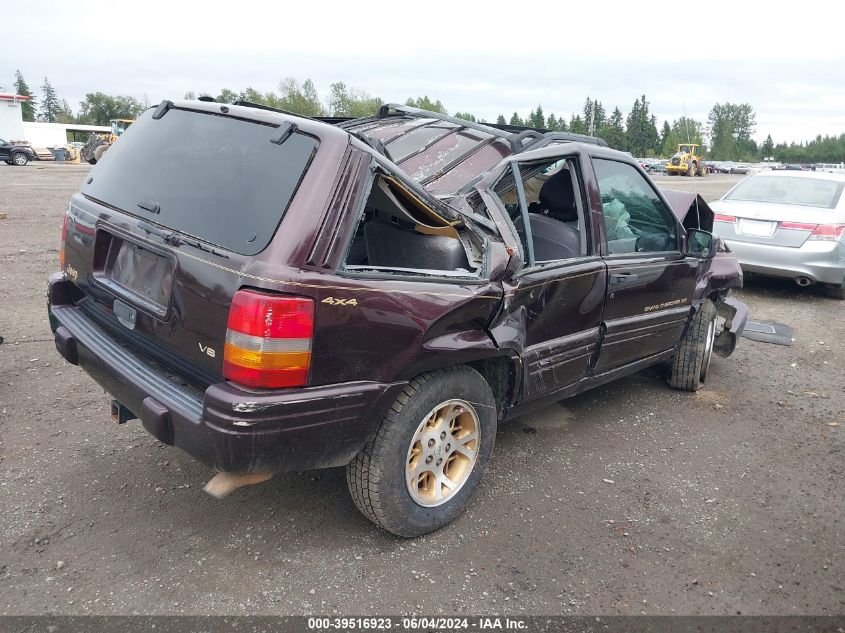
[710,170,845,299]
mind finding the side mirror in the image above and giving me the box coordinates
[686,229,715,259]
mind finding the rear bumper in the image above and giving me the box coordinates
[723,238,845,286]
[48,275,405,473]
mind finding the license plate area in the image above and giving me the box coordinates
[738,219,775,237]
[94,232,175,318]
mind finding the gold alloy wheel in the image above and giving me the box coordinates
[405,399,480,507]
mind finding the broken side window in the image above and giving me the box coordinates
[343,173,480,277]
[493,157,590,267]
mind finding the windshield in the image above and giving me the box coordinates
[725,176,843,209]
[82,108,318,255]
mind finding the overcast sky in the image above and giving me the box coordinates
[3,1,843,144]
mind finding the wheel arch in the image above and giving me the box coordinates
[396,347,522,421]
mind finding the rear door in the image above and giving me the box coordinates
[62,106,322,386]
[587,156,698,372]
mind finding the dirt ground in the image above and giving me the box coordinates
[0,164,842,616]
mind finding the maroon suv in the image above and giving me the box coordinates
[48,100,747,536]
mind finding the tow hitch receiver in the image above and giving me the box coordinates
[110,400,137,424]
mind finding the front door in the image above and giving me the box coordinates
[480,152,607,402]
[588,156,699,372]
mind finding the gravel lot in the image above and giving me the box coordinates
[0,164,842,616]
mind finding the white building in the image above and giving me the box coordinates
[0,92,109,147]
[22,121,110,147]
[0,92,28,141]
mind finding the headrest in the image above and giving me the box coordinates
[538,169,578,222]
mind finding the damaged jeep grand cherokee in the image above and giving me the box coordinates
[48,100,747,537]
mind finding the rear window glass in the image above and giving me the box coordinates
[82,108,318,255]
[725,176,843,209]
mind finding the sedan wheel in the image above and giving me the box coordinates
[11,152,28,166]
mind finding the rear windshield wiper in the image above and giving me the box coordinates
[137,221,229,258]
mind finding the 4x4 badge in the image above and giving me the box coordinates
[321,296,358,307]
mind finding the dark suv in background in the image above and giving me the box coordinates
[48,100,746,536]
[0,138,37,166]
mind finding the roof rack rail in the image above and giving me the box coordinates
[369,104,608,152]
[232,100,318,120]
[229,101,609,152]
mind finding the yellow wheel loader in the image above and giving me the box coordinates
[666,143,707,177]
[80,118,134,165]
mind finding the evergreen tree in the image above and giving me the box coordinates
[583,97,606,135]
[39,77,61,123]
[496,114,506,125]
[454,112,477,122]
[761,134,774,158]
[531,104,545,129]
[598,107,626,150]
[660,121,671,149]
[625,95,659,156]
[509,112,524,126]
[14,70,36,121]
[569,114,587,135]
[546,113,559,131]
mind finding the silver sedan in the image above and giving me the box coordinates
[710,171,845,299]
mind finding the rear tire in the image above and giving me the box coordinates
[699,164,708,177]
[668,300,717,392]
[687,163,696,177]
[346,366,497,537]
[826,286,845,300]
[11,152,28,166]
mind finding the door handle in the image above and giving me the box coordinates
[610,272,639,284]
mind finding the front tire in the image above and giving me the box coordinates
[11,152,28,166]
[346,366,497,537]
[669,300,717,392]
[687,162,696,177]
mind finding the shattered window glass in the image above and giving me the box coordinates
[424,140,511,195]
[400,130,493,183]
[386,124,458,162]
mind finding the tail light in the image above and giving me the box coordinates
[808,223,845,242]
[780,222,845,241]
[59,213,68,268]
[780,221,816,231]
[713,214,736,223]
[223,290,314,389]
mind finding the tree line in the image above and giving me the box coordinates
[10,70,844,163]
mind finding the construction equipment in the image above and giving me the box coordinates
[666,143,707,177]
[80,118,134,165]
